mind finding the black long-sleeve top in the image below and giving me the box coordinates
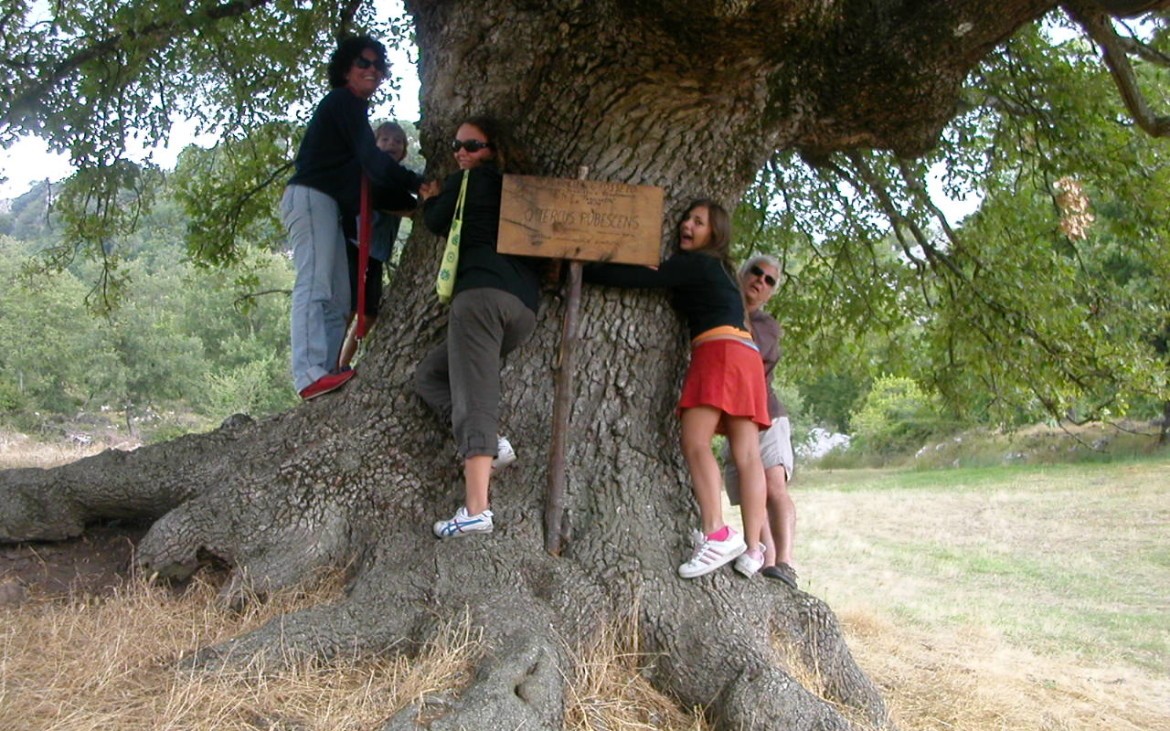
[423,164,541,313]
[584,251,746,340]
[288,87,423,219]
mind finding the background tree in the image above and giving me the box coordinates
[735,15,1170,437]
[3,2,1170,729]
[0,174,297,434]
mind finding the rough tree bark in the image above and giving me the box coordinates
[1,1,1112,728]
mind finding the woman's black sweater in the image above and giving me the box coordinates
[288,87,422,220]
[423,164,541,313]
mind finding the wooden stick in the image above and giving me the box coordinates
[545,166,589,555]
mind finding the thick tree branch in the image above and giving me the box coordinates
[1116,25,1170,66]
[1064,0,1170,136]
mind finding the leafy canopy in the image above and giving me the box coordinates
[735,15,1170,428]
[3,2,1170,432]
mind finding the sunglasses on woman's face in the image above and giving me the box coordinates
[750,265,778,287]
[353,56,387,72]
[451,139,492,153]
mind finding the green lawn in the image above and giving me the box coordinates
[794,458,1170,672]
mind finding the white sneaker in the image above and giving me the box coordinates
[734,544,766,577]
[492,435,516,470]
[433,506,494,538]
[678,528,746,578]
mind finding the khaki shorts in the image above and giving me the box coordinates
[722,416,794,506]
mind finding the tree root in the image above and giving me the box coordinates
[0,414,258,542]
[381,596,568,731]
[641,578,890,730]
[2,408,891,730]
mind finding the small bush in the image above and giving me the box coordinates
[0,380,26,412]
[850,375,950,457]
[201,354,297,419]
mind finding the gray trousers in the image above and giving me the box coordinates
[281,185,350,392]
[415,288,536,459]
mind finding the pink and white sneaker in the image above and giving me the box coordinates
[678,527,746,578]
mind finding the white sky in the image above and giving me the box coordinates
[0,80,421,200]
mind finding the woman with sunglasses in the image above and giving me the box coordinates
[414,116,541,539]
[281,35,422,400]
[584,200,771,578]
[721,255,799,589]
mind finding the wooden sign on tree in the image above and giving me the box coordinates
[497,175,664,265]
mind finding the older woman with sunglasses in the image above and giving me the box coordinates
[281,34,422,400]
[415,116,541,539]
[721,254,799,589]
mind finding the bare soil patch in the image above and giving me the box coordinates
[0,522,147,605]
[0,429,150,605]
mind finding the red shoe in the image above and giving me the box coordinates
[298,369,355,400]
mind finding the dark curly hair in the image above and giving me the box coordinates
[460,115,532,174]
[327,35,388,88]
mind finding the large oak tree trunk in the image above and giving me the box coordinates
[2,1,1078,728]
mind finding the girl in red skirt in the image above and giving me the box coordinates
[585,200,770,578]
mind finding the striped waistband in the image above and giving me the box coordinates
[691,326,758,351]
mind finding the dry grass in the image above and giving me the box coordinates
[0,573,482,730]
[0,571,710,731]
[565,607,708,731]
[794,459,1170,731]
[0,430,109,470]
[14,572,1161,731]
[839,607,1169,731]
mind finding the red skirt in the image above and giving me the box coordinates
[677,338,771,434]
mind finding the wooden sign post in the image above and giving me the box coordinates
[499,173,664,555]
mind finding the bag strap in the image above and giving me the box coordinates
[435,170,470,304]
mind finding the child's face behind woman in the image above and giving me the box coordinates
[376,130,407,161]
[678,205,712,252]
[453,123,495,170]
